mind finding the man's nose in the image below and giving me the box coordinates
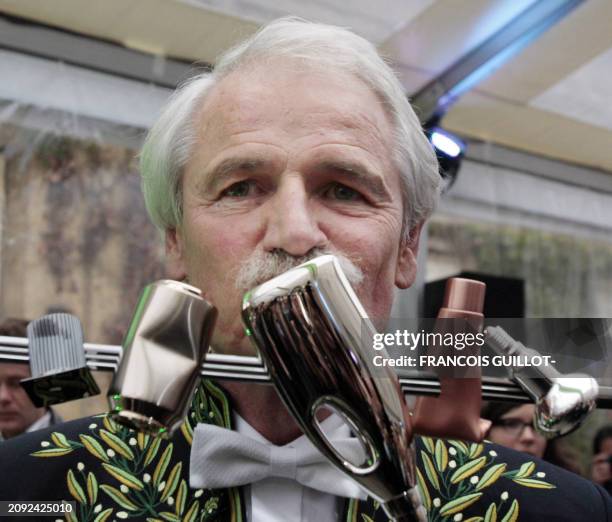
[519,424,537,442]
[261,178,328,256]
[0,383,13,403]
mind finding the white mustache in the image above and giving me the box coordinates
[235,248,364,292]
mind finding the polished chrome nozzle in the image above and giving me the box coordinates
[484,325,598,437]
[242,255,424,521]
[108,280,217,436]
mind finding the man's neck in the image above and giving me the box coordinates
[221,381,303,445]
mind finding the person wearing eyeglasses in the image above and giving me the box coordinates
[483,402,581,474]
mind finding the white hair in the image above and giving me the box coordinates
[140,17,440,236]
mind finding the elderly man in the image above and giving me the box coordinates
[0,18,610,522]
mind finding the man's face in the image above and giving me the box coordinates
[167,64,420,355]
[0,363,45,438]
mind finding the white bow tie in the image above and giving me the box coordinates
[189,423,367,499]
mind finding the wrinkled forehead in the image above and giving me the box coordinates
[192,61,396,153]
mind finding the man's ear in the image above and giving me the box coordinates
[395,221,424,289]
[165,228,187,281]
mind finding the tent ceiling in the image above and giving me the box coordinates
[1,0,611,173]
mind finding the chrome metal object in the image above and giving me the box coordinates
[484,325,599,437]
[107,280,217,436]
[242,255,423,521]
[20,313,100,407]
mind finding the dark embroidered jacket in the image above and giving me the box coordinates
[0,380,610,521]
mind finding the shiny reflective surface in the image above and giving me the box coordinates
[108,280,217,436]
[535,376,599,438]
[484,325,598,438]
[242,255,423,521]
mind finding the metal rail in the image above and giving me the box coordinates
[2,336,610,408]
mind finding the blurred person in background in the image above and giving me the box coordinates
[591,425,612,494]
[0,317,62,441]
[483,402,581,474]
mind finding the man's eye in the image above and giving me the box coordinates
[221,180,254,198]
[326,183,363,202]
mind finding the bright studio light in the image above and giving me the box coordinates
[431,130,463,158]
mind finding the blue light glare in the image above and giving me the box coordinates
[437,0,584,111]
[431,131,463,157]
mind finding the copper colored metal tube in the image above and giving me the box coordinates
[411,278,488,442]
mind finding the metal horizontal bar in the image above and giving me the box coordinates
[2,337,610,407]
[0,14,198,88]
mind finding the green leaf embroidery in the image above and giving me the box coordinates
[30,447,74,458]
[416,468,431,511]
[159,512,180,522]
[100,484,139,511]
[102,463,145,490]
[464,517,484,522]
[512,478,555,489]
[144,437,162,466]
[439,492,483,516]
[204,497,219,513]
[137,432,150,451]
[514,461,535,479]
[501,499,519,522]
[180,421,193,446]
[469,443,484,459]
[448,440,469,454]
[361,515,374,522]
[450,456,487,483]
[175,479,187,516]
[100,430,134,461]
[484,503,497,522]
[67,469,87,504]
[87,472,99,504]
[80,435,110,462]
[161,462,182,502]
[435,439,448,472]
[422,436,435,454]
[420,451,440,491]
[154,444,174,486]
[102,416,118,433]
[51,432,71,448]
[94,508,114,522]
[183,500,199,522]
[475,464,507,491]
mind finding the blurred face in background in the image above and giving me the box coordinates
[487,403,547,458]
[0,363,44,439]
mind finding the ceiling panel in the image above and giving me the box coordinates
[381,0,538,84]
[181,0,434,44]
[444,91,612,172]
[530,45,612,132]
[470,0,612,103]
[0,0,259,62]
